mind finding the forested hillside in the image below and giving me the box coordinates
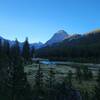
[36,30,100,62]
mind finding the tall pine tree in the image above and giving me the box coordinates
[9,39,32,100]
[22,37,31,63]
[34,61,44,100]
[94,69,100,100]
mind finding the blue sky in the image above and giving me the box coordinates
[0,0,100,43]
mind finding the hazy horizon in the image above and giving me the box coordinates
[0,0,100,43]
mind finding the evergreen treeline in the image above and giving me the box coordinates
[0,38,33,100]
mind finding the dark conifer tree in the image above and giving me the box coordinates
[83,66,89,80]
[47,67,55,88]
[82,91,89,100]
[4,40,10,57]
[88,69,93,80]
[0,39,11,100]
[94,69,100,100]
[75,67,82,84]
[67,70,73,88]
[46,67,55,100]
[22,37,31,63]
[31,46,35,58]
[34,61,44,99]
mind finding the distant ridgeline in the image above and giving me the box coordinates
[0,29,100,62]
[36,29,100,62]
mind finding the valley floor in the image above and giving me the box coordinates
[24,62,99,99]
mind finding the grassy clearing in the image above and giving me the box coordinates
[24,62,98,94]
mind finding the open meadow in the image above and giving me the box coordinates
[24,61,100,98]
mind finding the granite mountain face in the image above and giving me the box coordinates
[44,30,68,46]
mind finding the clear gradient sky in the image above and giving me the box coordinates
[0,0,100,43]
